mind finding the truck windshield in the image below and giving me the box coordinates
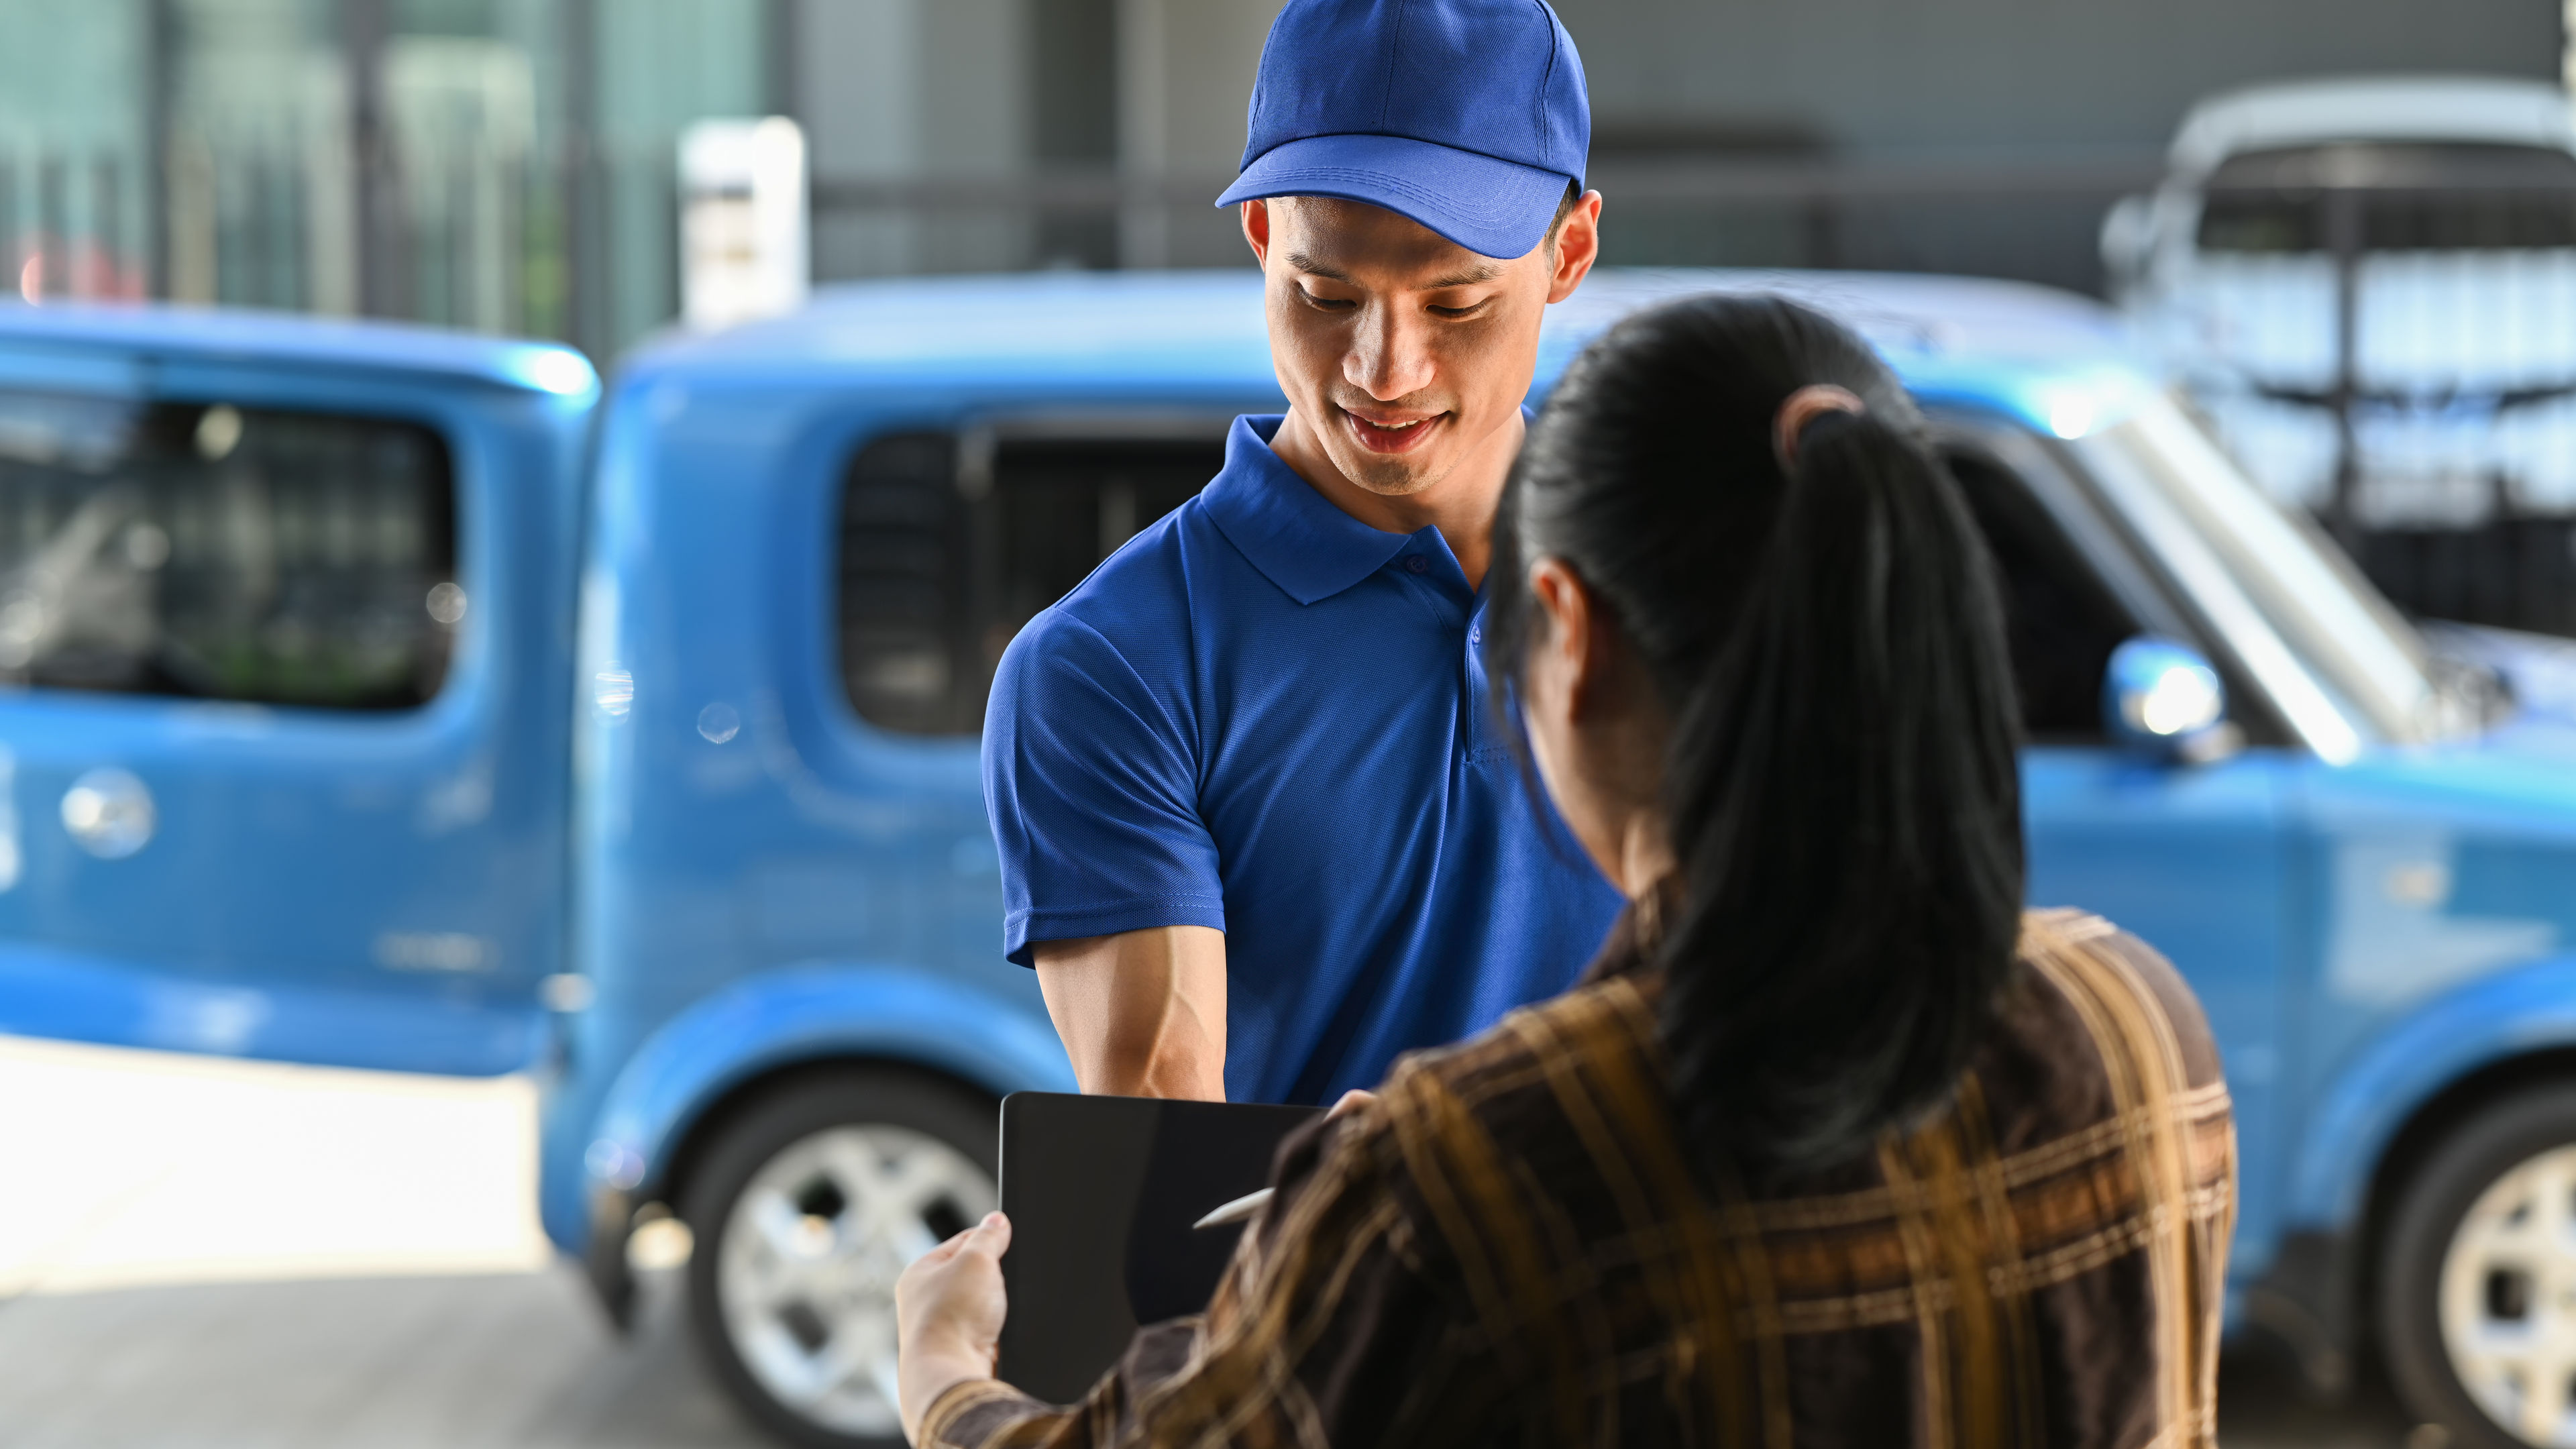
[2198,142,2576,253]
[2076,392,2445,746]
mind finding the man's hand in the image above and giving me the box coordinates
[1034,925,1227,1099]
[896,1211,1014,1446]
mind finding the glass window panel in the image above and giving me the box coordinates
[2199,142,2576,254]
[837,430,1223,736]
[2079,392,2436,744]
[0,388,458,708]
[1945,449,2141,743]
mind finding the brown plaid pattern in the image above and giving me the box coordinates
[924,908,2235,1449]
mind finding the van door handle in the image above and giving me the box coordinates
[62,767,156,859]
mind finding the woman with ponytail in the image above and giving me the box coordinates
[896,295,2236,1449]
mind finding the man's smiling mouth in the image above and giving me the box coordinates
[1342,409,1446,455]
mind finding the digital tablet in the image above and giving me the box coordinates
[996,1091,1322,1403]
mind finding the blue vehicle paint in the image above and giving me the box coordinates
[546,963,1076,1246]
[4,271,2574,1395]
[0,311,592,1077]
[2291,953,2576,1228]
[2282,735,2576,1226]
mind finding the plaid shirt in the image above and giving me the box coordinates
[924,908,2236,1449]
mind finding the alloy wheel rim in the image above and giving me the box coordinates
[718,1124,996,1437]
[2441,1143,2576,1445]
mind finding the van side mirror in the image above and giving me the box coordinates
[2103,637,2240,763]
[2100,194,2154,300]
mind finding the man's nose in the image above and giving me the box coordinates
[1344,303,1435,402]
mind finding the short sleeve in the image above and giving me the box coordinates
[982,608,1225,965]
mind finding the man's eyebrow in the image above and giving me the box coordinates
[1423,262,1505,288]
[1285,252,1353,282]
[1285,252,1503,290]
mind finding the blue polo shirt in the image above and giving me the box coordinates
[981,414,1624,1106]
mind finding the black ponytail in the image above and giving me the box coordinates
[1489,294,2025,1172]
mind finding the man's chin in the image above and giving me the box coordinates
[1325,439,1449,498]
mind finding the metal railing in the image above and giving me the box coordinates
[0,150,150,302]
[809,153,2167,291]
[15,141,2171,342]
[3,135,682,356]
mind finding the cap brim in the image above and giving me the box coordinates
[1215,133,1574,261]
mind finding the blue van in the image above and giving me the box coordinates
[3,270,2574,1449]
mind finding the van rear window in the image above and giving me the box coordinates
[837,429,1224,735]
[0,390,458,708]
[2198,142,2576,253]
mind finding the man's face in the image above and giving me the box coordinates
[1244,193,1597,498]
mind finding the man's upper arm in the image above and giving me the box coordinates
[1034,925,1227,1099]
[981,610,1225,965]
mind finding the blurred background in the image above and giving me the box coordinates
[0,0,2551,339]
[7,0,2573,629]
[5,3,2576,1447]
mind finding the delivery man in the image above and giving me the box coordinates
[982,0,1621,1105]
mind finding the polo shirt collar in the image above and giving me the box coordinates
[1201,415,1419,606]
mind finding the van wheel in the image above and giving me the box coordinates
[684,1069,998,1449]
[2381,1085,2576,1449]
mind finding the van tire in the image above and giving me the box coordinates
[683,1068,1000,1449]
[2380,1084,2576,1449]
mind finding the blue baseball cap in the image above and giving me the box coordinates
[1216,0,1591,261]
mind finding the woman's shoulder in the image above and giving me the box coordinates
[2015,908,2224,1085]
[1972,908,2231,1161]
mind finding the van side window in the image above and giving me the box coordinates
[0,391,458,708]
[840,433,968,734]
[1947,449,2141,742]
[838,431,1224,735]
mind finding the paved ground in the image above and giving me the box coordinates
[0,1267,745,1449]
[0,1034,2441,1448]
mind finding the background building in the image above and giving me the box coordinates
[0,0,2561,357]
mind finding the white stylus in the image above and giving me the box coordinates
[1191,1187,1274,1230]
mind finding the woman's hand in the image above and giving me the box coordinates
[1327,1089,1379,1120]
[896,1210,1013,1446]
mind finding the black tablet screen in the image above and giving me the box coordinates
[996,1091,1322,1403]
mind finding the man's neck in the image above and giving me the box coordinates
[1266,407,1523,591]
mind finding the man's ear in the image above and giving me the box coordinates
[1241,199,1273,266]
[1546,190,1603,304]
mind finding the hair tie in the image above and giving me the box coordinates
[1772,384,1866,470]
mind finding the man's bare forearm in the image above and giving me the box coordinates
[1034,925,1228,1099]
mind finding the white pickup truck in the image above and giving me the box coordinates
[2104,76,2576,531]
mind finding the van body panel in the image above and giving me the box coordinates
[541,961,1076,1248]
[0,310,592,1076]
[2290,953,2576,1226]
